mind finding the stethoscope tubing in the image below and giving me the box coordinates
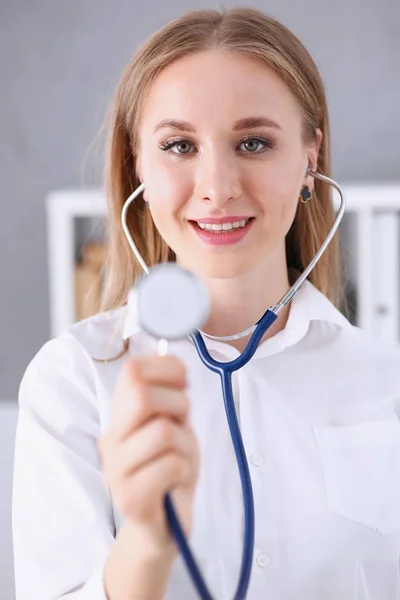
[164,309,278,599]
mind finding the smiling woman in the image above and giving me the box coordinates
[12,7,400,600]
[102,8,341,328]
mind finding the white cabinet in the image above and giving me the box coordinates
[46,185,400,342]
[46,189,105,338]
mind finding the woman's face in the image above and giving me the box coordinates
[136,50,321,280]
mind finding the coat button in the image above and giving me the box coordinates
[256,553,270,568]
[251,453,263,467]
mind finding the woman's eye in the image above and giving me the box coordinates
[172,141,193,154]
[160,139,194,155]
[238,137,272,153]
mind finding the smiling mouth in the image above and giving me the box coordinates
[189,217,255,232]
[188,217,255,246]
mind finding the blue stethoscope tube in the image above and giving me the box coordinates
[164,308,278,600]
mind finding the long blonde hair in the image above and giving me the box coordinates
[101,8,345,319]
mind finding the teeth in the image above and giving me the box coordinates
[197,219,249,232]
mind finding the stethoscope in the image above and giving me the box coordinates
[121,166,346,599]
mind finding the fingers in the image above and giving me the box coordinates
[128,355,188,389]
[99,415,199,524]
[109,383,190,441]
[115,417,195,477]
[112,452,193,521]
[109,356,190,439]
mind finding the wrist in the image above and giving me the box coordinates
[121,519,177,564]
[104,521,177,600]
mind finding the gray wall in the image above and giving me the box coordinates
[1,0,400,398]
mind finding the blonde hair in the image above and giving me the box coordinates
[101,8,345,323]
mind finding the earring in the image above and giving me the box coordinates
[299,185,312,203]
[145,201,150,207]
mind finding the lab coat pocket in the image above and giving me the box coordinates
[313,419,400,536]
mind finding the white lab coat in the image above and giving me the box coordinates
[12,280,400,599]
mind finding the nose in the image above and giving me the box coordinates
[193,148,242,209]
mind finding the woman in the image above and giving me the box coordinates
[12,8,400,600]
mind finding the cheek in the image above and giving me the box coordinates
[140,160,192,251]
[140,152,190,213]
[280,194,299,236]
[256,178,299,237]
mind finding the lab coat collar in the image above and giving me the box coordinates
[122,278,352,358]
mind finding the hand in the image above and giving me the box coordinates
[98,354,200,555]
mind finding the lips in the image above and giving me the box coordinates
[188,217,255,246]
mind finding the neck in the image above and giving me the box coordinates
[199,250,292,352]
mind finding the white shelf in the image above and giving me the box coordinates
[333,184,400,211]
[46,189,106,338]
[46,185,400,341]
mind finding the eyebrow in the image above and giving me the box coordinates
[153,116,282,134]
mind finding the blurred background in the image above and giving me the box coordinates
[1,0,399,597]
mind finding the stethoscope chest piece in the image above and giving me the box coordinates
[136,263,210,341]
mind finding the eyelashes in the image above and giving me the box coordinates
[158,135,276,156]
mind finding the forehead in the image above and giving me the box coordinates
[139,50,302,133]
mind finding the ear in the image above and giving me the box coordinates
[305,128,323,192]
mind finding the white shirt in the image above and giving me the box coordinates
[12,279,400,600]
